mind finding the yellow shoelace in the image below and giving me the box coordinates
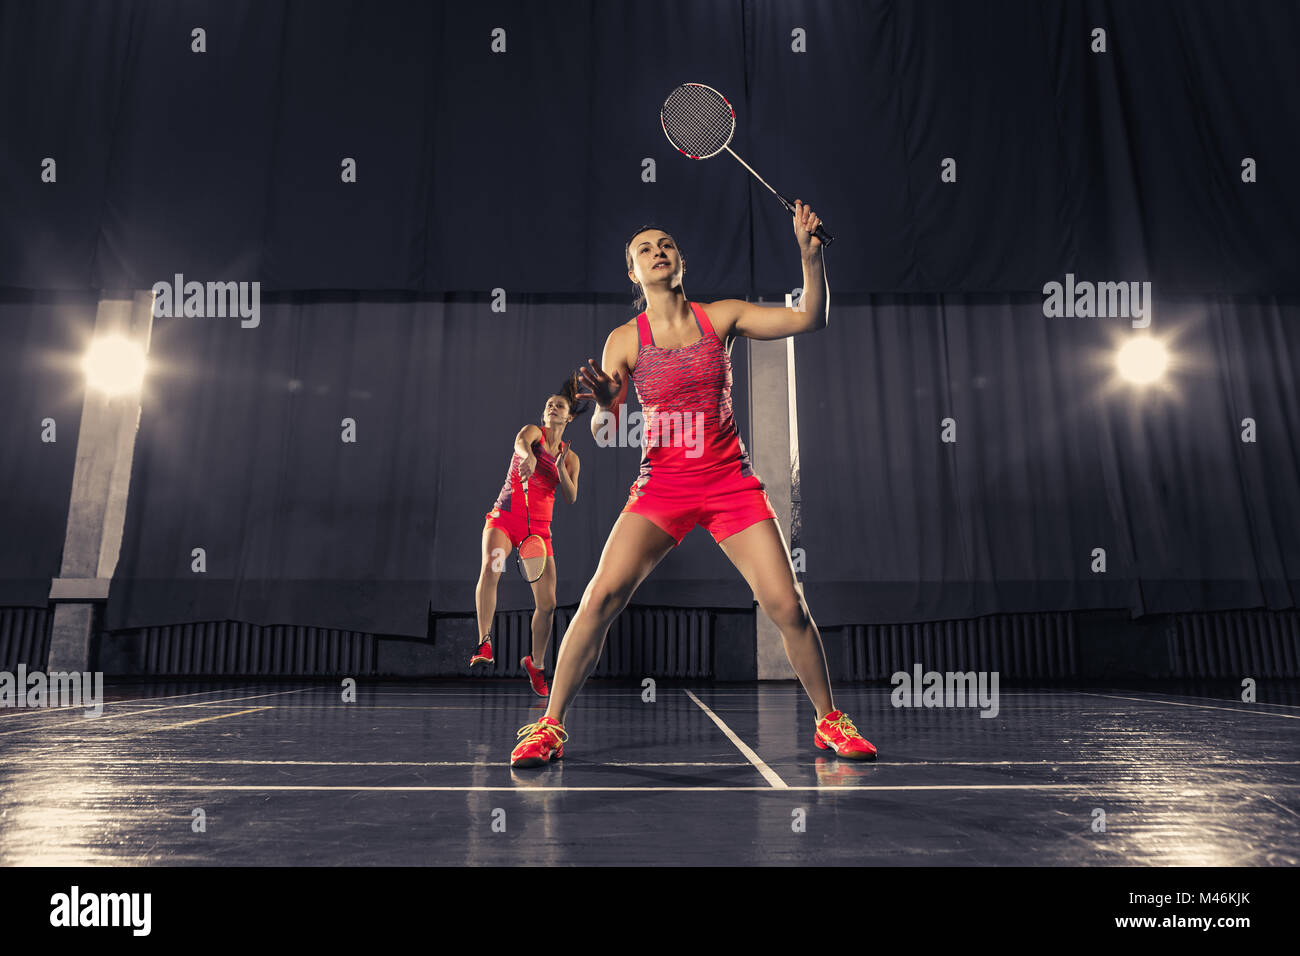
[516,720,568,745]
[823,712,860,737]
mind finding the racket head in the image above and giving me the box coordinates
[517,535,547,583]
[660,82,736,160]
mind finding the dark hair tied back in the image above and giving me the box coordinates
[558,370,592,419]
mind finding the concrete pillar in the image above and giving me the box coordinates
[747,328,801,680]
[46,291,153,672]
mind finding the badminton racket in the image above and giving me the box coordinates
[516,476,547,584]
[660,82,834,246]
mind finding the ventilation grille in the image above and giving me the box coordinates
[840,613,1077,680]
[484,606,713,679]
[49,606,1300,680]
[123,621,377,676]
[0,607,53,671]
[1167,609,1300,678]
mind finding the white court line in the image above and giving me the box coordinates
[0,688,311,737]
[690,689,1082,695]
[1075,691,1300,720]
[878,759,1300,767]
[0,684,286,721]
[687,688,1299,701]
[0,758,750,768]
[237,704,526,711]
[683,689,788,789]
[44,703,502,712]
[89,782,1300,793]
[1246,790,1300,821]
[140,706,272,733]
[1089,689,1300,712]
[4,756,1294,770]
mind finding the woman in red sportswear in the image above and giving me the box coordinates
[511,201,877,766]
[473,375,586,697]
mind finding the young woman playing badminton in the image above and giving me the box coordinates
[473,375,586,697]
[511,202,877,765]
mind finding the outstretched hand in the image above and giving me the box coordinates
[577,358,623,408]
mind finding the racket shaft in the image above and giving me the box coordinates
[725,146,785,202]
[724,147,834,245]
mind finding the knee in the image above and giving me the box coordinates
[534,595,557,617]
[763,590,810,632]
[582,577,629,622]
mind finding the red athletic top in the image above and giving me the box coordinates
[492,436,567,527]
[628,302,756,481]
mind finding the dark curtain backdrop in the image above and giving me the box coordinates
[6,293,1299,632]
[0,293,94,605]
[795,295,1300,625]
[101,298,754,635]
[5,0,1300,632]
[2,0,1297,296]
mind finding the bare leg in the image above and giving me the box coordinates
[544,513,677,724]
[527,555,558,664]
[476,526,513,641]
[718,519,835,719]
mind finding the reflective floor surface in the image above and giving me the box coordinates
[1,680,1297,865]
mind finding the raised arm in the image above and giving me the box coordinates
[709,198,829,341]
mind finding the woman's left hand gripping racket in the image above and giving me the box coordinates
[516,476,547,584]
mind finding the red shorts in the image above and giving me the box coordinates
[484,507,554,557]
[622,468,778,546]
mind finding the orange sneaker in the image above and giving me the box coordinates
[521,655,549,697]
[814,710,877,760]
[511,716,567,768]
[470,637,493,666]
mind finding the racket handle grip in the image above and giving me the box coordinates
[778,195,835,247]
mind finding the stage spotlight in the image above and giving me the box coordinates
[82,334,147,396]
[1116,336,1168,386]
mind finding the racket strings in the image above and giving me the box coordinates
[661,85,734,157]
[519,535,547,582]
[663,103,731,157]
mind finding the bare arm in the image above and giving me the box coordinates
[514,424,542,480]
[709,199,829,341]
[554,449,580,504]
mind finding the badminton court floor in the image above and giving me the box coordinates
[0,680,1297,865]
